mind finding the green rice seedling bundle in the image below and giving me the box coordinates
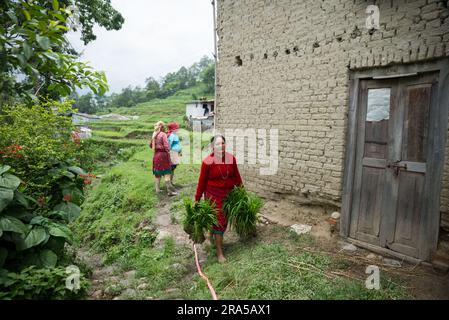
[183,198,219,244]
[223,186,263,238]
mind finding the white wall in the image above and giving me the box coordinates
[186,103,213,118]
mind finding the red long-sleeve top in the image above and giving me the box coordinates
[195,152,243,201]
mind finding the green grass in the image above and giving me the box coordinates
[181,229,409,300]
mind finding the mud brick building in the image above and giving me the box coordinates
[215,0,449,263]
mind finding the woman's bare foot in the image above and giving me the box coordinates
[217,255,227,263]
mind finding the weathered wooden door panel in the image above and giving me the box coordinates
[349,72,439,259]
[386,74,438,258]
[350,81,396,246]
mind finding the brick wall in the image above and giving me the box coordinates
[215,0,449,228]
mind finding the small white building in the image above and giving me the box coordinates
[186,100,214,119]
[71,112,101,124]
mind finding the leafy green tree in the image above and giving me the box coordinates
[0,0,123,105]
[73,92,95,114]
[145,77,161,100]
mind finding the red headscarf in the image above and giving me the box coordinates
[167,122,180,137]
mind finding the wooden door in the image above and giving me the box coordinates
[350,72,439,259]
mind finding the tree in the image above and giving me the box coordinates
[0,0,123,106]
[63,0,124,45]
[200,63,215,94]
[145,77,161,100]
[73,92,95,114]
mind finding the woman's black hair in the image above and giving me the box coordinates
[210,134,226,144]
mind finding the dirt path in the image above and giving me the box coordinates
[75,186,208,300]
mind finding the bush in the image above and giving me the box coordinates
[0,266,89,300]
[0,101,78,195]
[0,165,86,271]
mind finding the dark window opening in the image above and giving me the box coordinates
[235,56,243,66]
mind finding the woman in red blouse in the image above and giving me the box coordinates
[150,121,177,196]
[195,135,243,263]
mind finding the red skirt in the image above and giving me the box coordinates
[204,185,233,234]
[153,150,172,177]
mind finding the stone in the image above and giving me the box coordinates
[290,224,312,235]
[156,230,172,242]
[165,288,180,294]
[171,263,186,272]
[382,258,402,267]
[119,279,132,287]
[366,253,377,260]
[122,288,137,297]
[137,283,149,290]
[331,212,341,219]
[104,284,120,295]
[124,270,137,280]
[341,243,357,252]
[91,290,103,299]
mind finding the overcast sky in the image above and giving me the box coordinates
[67,0,215,93]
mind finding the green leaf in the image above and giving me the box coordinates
[39,249,57,267]
[48,210,69,222]
[36,35,50,50]
[22,9,31,21]
[0,216,28,235]
[63,171,75,179]
[0,188,14,212]
[52,0,59,11]
[41,51,58,61]
[0,166,11,175]
[67,166,86,175]
[0,173,21,190]
[13,190,31,209]
[49,224,73,243]
[54,202,81,222]
[23,42,32,60]
[30,216,50,226]
[19,227,48,250]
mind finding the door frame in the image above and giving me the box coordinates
[341,58,449,261]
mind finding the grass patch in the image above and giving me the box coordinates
[184,236,409,300]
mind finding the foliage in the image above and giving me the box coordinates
[0,164,85,271]
[0,101,79,194]
[77,56,215,111]
[0,265,88,300]
[64,0,124,44]
[0,0,115,105]
[223,186,263,239]
[183,198,218,244]
[72,150,159,263]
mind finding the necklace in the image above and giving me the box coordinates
[217,165,229,180]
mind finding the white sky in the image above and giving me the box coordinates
[67,0,215,93]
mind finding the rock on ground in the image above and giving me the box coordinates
[290,224,312,235]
